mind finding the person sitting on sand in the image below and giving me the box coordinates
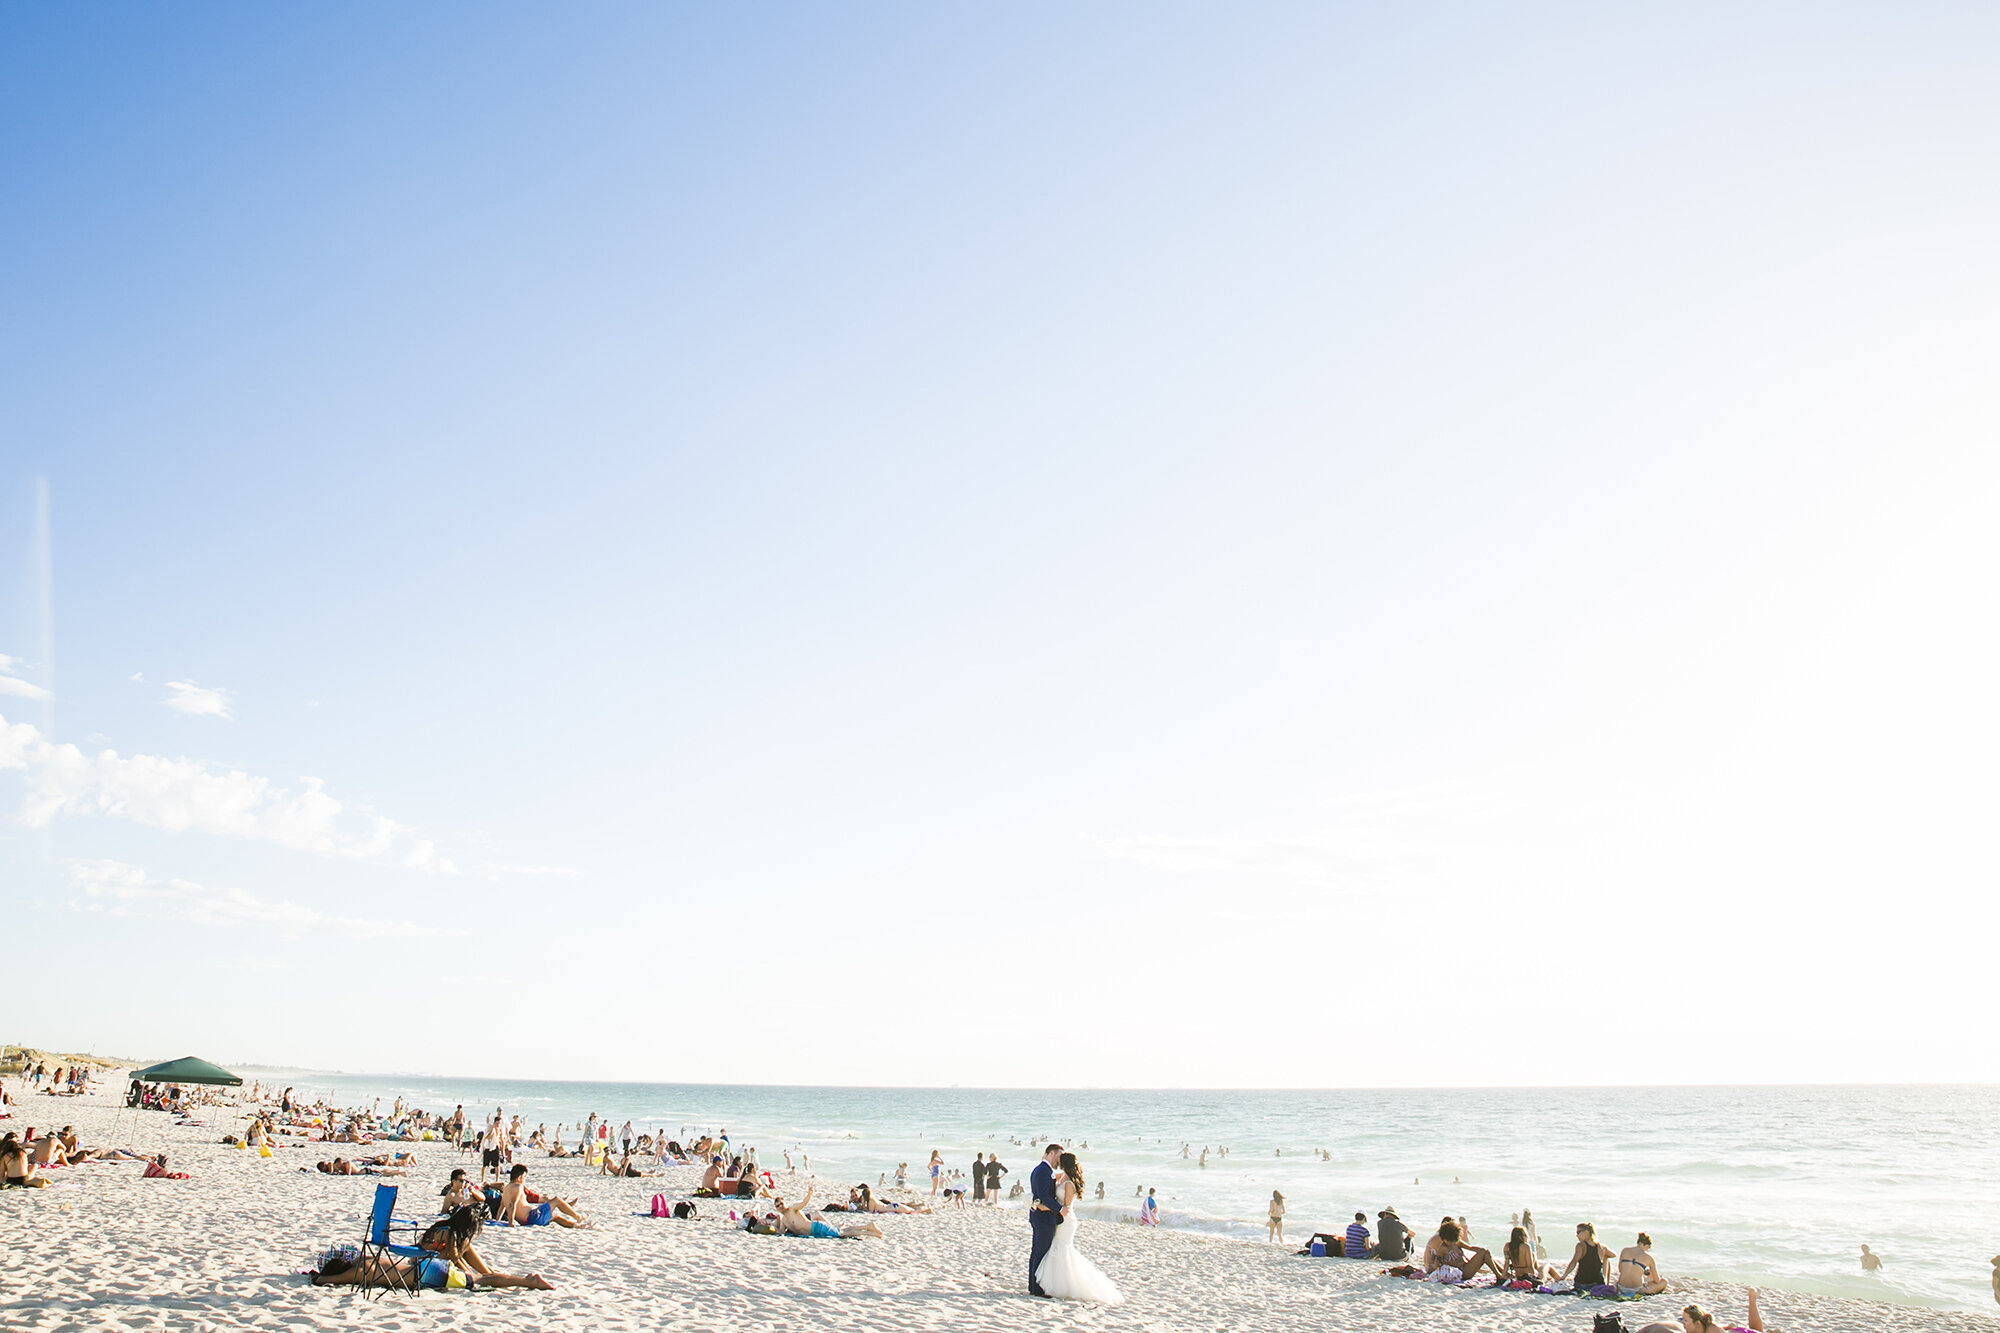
[1503,1225,1547,1280]
[1370,1208,1413,1260]
[312,1206,554,1291]
[499,1164,588,1227]
[1,1132,48,1187]
[29,1133,70,1168]
[441,1168,482,1211]
[1425,1220,1505,1281]
[1619,1233,1668,1295]
[1421,1217,1458,1271]
[1558,1222,1615,1290]
[599,1149,653,1178]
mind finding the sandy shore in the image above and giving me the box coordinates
[1,1087,1990,1332]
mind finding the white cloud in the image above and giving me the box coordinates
[131,672,145,683]
[163,680,232,718]
[0,710,457,873]
[0,653,49,701]
[487,863,582,877]
[64,859,422,940]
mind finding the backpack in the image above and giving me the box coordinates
[649,1194,670,1218]
[673,1200,697,1220]
[1593,1314,1625,1333]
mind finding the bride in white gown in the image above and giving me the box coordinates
[1035,1151,1125,1304]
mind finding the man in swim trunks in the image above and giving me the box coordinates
[500,1164,588,1227]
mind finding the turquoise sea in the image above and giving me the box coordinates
[243,1074,2000,1316]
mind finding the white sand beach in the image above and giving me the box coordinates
[1,1086,1990,1333]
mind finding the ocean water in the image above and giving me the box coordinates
[243,1074,2000,1315]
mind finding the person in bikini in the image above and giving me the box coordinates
[1425,1220,1505,1280]
[1633,1288,1770,1333]
[1619,1232,1668,1295]
[771,1186,882,1239]
[312,1206,553,1291]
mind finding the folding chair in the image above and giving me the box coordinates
[358,1183,428,1298]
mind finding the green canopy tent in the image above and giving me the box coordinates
[131,1056,243,1086]
[119,1056,244,1151]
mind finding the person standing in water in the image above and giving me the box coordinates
[1859,1244,1881,1271]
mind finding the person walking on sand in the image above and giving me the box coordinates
[1267,1191,1286,1243]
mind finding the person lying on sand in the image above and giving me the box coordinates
[1424,1221,1505,1281]
[312,1206,554,1291]
[1633,1289,1769,1333]
[851,1184,928,1214]
[500,1164,589,1227]
[771,1187,883,1239]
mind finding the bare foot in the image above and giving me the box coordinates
[525,1273,554,1290]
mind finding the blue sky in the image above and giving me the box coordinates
[4,3,1997,1086]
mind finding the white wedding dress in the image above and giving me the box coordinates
[1035,1178,1125,1304]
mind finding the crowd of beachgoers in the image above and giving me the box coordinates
[11,1069,1996,1333]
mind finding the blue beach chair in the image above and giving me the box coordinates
[358,1183,428,1298]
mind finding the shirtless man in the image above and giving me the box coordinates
[480,1112,506,1185]
[499,1164,588,1227]
[1619,1233,1668,1295]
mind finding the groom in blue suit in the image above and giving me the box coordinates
[1027,1143,1066,1296]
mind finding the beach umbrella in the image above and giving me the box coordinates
[118,1057,244,1151]
[130,1056,243,1086]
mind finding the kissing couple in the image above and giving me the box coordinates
[1027,1143,1124,1304]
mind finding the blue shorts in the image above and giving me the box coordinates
[525,1202,553,1226]
[809,1220,839,1239]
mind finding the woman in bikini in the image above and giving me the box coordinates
[1,1133,48,1188]
[1633,1289,1769,1333]
[312,1206,553,1291]
[1503,1225,1548,1280]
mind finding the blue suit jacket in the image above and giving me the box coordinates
[1029,1160,1062,1224]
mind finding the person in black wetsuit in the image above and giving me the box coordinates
[1557,1221,1614,1290]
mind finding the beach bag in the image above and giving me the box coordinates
[650,1194,670,1218]
[1593,1315,1626,1333]
[673,1200,697,1220]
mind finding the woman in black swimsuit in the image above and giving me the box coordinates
[1558,1222,1613,1290]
